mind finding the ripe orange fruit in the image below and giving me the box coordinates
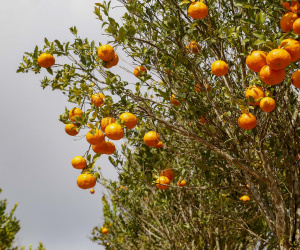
[155,176,170,190]
[106,54,119,68]
[291,70,300,88]
[240,195,250,202]
[186,41,201,54]
[134,66,147,77]
[120,112,137,129]
[238,113,257,130]
[293,18,300,34]
[282,1,291,10]
[188,2,208,19]
[280,12,299,32]
[105,123,124,140]
[91,93,105,107]
[77,173,96,189]
[260,65,286,85]
[98,45,115,61]
[160,169,174,182]
[266,49,291,70]
[245,86,265,105]
[260,97,276,112]
[86,129,105,145]
[69,108,83,122]
[195,83,210,93]
[38,53,55,68]
[279,39,300,62]
[246,51,267,72]
[170,94,182,106]
[211,60,229,76]
[71,156,87,169]
[144,131,160,147]
[101,227,109,234]
[90,188,95,194]
[177,180,187,187]
[155,141,163,148]
[92,141,115,155]
[101,117,116,132]
[65,124,80,136]
[291,1,300,12]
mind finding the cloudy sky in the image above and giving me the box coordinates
[0,1,128,249]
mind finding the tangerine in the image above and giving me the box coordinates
[280,12,298,32]
[106,54,119,68]
[71,156,87,169]
[293,18,300,34]
[177,180,187,187]
[279,39,300,62]
[120,112,137,129]
[188,2,208,19]
[69,108,83,122]
[266,49,291,70]
[160,169,174,182]
[98,45,115,61]
[246,51,267,72]
[105,123,124,140]
[211,60,229,76]
[102,227,109,234]
[91,93,105,107]
[77,173,96,189]
[65,124,80,136]
[245,86,265,105]
[144,131,160,147]
[155,176,170,190]
[260,97,276,112]
[86,129,105,145]
[38,53,55,68]
[240,195,251,202]
[90,188,95,194]
[101,117,116,132]
[134,66,147,77]
[186,41,201,54]
[260,65,286,85]
[291,69,300,88]
[238,113,257,130]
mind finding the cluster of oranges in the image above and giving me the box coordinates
[155,169,187,190]
[98,44,119,68]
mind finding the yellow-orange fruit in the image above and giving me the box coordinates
[38,53,55,68]
[238,113,257,130]
[260,65,286,85]
[282,1,291,10]
[155,176,170,190]
[86,129,105,145]
[280,12,299,32]
[106,54,119,68]
[134,66,147,77]
[245,86,265,105]
[177,180,187,187]
[246,51,267,72]
[90,188,95,194]
[98,45,115,61]
[291,70,300,88]
[291,1,300,12]
[211,60,229,76]
[77,174,97,189]
[186,41,201,54]
[101,117,116,132]
[91,93,105,107]
[293,18,300,34]
[120,112,137,129]
[71,156,87,169]
[155,141,163,149]
[240,195,251,202]
[266,49,291,70]
[65,124,80,136]
[260,97,276,112]
[69,108,83,122]
[279,39,300,62]
[105,123,124,140]
[102,227,109,234]
[93,141,115,155]
[188,2,208,19]
[144,131,160,147]
[160,169,175,182]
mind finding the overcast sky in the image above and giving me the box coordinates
[0,1,128,249]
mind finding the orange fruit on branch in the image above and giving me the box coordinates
[90,188,95,194]
[186,41,201,54]
[177,180,187,187]
[69,108,83,122]
[266,49,291,70]
[105,123,124,140]
[246,51,267,72]
[291,1,300,12]
[38,53,55,68]
[211,60,229,76]
[188,2,208,19]
[71,156,87,169]
[238,113,257,130]
[134,66,147,78]
[92,141,115,155]
[155,176,170,190]
[293,18,300,34]
[102,227,109,234]
[245,86,265,105]
[120,112,137,129]
[280,12,299,32]
[101,117,116,132]
[240,195,250,202]
[91,93,105,107]
[106,54,119,68]
[144,131,160,147]
[259,65,286,85]
[160,169,174,182]
[98,45,115,61]
[279,39,300,62]
[291,69,300,88]
[77,173,97,189]
[65,123,80,136]
[260,97,276,112]
[86,129,105,145]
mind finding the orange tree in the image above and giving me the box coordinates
[18,0,300,249]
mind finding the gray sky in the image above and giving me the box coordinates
[0,1,128,249]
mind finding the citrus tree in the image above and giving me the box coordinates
[18,0,300,249]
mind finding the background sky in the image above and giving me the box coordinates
[0,1,127,249]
